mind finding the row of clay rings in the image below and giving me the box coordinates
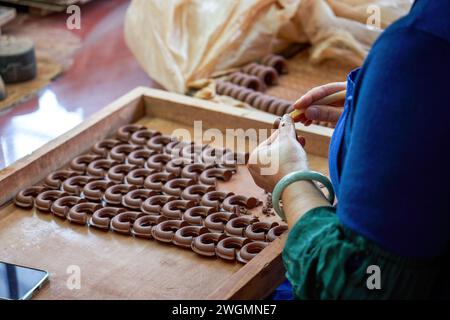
[216,80,293,116]
[241,63,279,86]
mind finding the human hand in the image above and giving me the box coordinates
[293,82,347,126]
[248,115,309,192]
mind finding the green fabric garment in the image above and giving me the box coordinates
[283,207,450,300]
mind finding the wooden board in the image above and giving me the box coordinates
[0,87,330,299]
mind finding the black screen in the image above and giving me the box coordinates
[0,261,48,300]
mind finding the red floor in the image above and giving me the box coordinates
[0,0,163,169]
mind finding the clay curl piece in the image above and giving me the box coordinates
[62,175,95,195]
[14,186,48,208]
[164,140,190,157]
[35,190,69,212]
[111,211,146,235]
[130,129,161,146]
[67,202,102,225]
[222,195,260,213]
[147,135,173,152]
[267,224,289,242]
[141,195,177,215]
[110,144,142,163]
[165,158,192,176]
[144,172,177,191]
[127,149,156,166]
[191,233,227,257]
[216,237,251,261]
[162,178,196,197]
[173,226,209,249]
[204,211,238,233]
[199,168,233,186]
[181,163,213,180]
[125,168,154,186]
[132,214,166,239]
[161,199,197,220]
[103,184,137,206]
[87,159,118,178]
[83,180,114,202]
[237,241,269,264]
[225,216,259,237]
[200,191,234,210]
[145,153,172,171]
[44,170,77,189]
[227,72,265,92]
[116,124,147,142]
[107,164,137,184]
[182,206,216,226]
[89,207,126,230]
[241,62,279,86]
[51,196,87,219]
[245,221,279,241]
[91,139,121,157]
[181,184,215,202]
[70,154,101,173]
[122,189,159,210]
[261,54,289,75]
[152,220,188,243]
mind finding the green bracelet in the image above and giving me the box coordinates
[272,170,335,221]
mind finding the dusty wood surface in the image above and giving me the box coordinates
[0,88,328,299]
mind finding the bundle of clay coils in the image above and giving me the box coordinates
[14,124,288,265]
[216,54,293,117]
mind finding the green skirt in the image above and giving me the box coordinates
[283,207,450,299]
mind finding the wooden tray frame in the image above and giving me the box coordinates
[0,87,332,299]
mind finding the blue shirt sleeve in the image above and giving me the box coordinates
[336,26,450,258]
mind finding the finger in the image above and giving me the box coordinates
[293,82,346,110]
[305,105,343,123]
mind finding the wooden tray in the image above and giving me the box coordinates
[0,88,331,300]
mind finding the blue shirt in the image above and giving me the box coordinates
[331,0,450,258]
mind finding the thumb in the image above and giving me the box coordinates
[305,105,342,123]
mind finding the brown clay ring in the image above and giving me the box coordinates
[145,153,172,171]
[182,206,216,226]
[91,139,121,157]
[125,168,154,186]
[181,184,215,202]
[83,180,114,202]
[107,164,137,183]
[237,241,269,264]
[181,144,204,161]
[228,72,265,92]
[147,135,173,151]
[110,211,145,235]
[127,149,156,166]
[141,195,177,215]
[181,163,213,180]
[103,184,138,206]
[132,214,166,239]
[222,195,259,212]
[161,178,195,197]
[122,189,159,210]
[200,191,234,210]
[62,175,96,195]
[116,124,147,142]
[70,154,101,173]
[216,237,251,261]
[191,233,227,257]
[165,158,192,175]
[164,140,190,157]
[35,190,69,212]
[245,221,279,241]
[144,172,177,191]
[261,54,288,75]
[161,199,197,220]
[151,220,188,243]
[89,207,126,230]
[110,144,142,162]
[267,224,289,242]
[225,216,259,237]
[130,129,161,145]
[199,168,233,186]
[86,159,118,178]
[173,226,209,248]
[14,186,48,208]
[67,202,102,225]
[204,211,238,233]
[44,170,77,189]
[51,196,87,219]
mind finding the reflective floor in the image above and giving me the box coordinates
[0,0,162,169]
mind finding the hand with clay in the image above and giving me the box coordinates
[293,82,347,126]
